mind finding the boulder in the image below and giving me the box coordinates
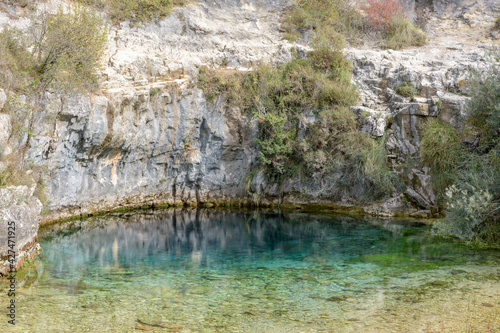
[0,186,42,275]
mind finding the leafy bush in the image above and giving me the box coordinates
[433,153,499,243]
[432,49,500,245]
[254,112,297,178]
[420,119,463,195]
[299,108,397,200]
[465,51,500,146]
[76,0,186,24]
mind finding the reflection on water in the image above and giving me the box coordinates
[2,209,500,332]
[41,210,405,276]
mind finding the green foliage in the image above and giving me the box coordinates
[466,50,500,146]
[384,15,427,49]
[395,81,417,98]
[198,0,396,198]
[255,113,297,178]
[298,108,397,200]
[76,0,186,24]
[433,154,499,243]
[30,6,108,93]
[282,0,366,45]
[1,6,107,95]
[420,119,463,195]
[432,49,500,245]
[198,54,357,113]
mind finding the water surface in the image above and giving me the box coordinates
[1,209,499,332]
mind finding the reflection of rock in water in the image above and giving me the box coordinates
[38,209,420,275]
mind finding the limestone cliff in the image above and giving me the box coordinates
[0,0,498,222]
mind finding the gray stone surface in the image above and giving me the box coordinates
[0,113,10,146]
[0,186,42,261]
[433,0,500,19]
[0,89,6,111]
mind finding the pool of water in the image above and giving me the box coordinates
[1,209,499,332]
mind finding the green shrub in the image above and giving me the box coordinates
[282,0,367,45]
[395,82,417,98]
[76,0,186,24]
[385,15,427,49]
[420,119,463,195]
[433,149,499,244]
[299,108,397,200]
[198,51,359,181]
[254,112,297,178]
[466,50,500,145]
[31,6,108,93]
[433,49,500,245]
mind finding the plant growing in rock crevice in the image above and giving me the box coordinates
[198,46,359,183]
[198,57,396,199]
[395,81,418,98]
[420,119,463,196]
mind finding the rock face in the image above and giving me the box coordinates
[0,186,42,275]
[0,0,498,221]
[31,0,292,221]
[43,86,257,220]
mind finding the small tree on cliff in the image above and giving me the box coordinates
[10,5,108,150]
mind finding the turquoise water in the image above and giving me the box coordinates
[1,209,499,332]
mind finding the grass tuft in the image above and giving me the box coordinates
[385,15,427,49]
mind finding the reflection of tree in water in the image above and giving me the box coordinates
[39,209,409,276]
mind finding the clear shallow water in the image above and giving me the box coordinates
[1,209,499,332]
